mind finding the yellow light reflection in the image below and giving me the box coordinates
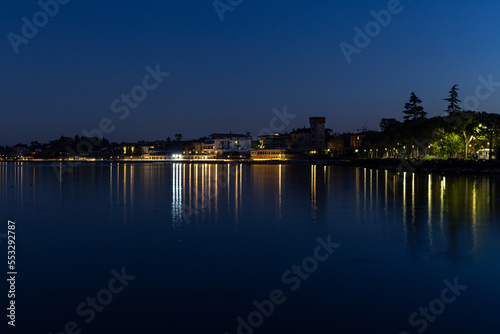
[363,168,367,214]
[472,179,478,251]
[279,164,282,220]
[403,172,407,241]
[440,176,446,231]
[411,173,415,225]
[428,174,433,246]
[311,165,317,219]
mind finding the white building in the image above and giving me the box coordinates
[204,133,251,155]
[478,149,496,160]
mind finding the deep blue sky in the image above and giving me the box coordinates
[2,0,500,144]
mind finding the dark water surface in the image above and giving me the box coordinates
[1,162,499,333]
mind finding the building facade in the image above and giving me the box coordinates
[258,134,291,149]
[309,117,326,150]
[350,135,366,148]
[290,117,326,152]
[13,144,30,155]
[290,128,311,151]
[204,133,251,155]
[250,149,287,160]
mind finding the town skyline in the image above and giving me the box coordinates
[3,88,499,147]
[3,2,500,333]
[3,1,500,144]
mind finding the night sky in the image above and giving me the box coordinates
[2,0,500,145]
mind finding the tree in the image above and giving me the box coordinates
[379,118,400,131]
[444,84,462,115]
[455,111,480,159]
[476,112,500,159]
[434,129,462,158]
[403,92,426,121]
[175,134,183,142]
[30,141,42,149]
[326,135,344,157]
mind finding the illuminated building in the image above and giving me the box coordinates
[204,133,252,155]
[250,149,287,160]
[350,134,366,148]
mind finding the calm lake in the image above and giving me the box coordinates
[1,162,499,334]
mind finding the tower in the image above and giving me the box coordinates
[309,117,326,150]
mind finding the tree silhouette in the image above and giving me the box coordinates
[403,92,426,120]
[380,118,400,131]
[444,84,462,115]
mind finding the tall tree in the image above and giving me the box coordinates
[444,84,462,115]
[403,92,426,120]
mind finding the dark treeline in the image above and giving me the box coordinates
[0,134,191,160]
[357,85,500,160]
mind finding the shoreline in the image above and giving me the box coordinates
[3,158,500,175]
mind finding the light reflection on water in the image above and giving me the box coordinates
[1,162,499,260]
[1,162,500,333]
[1,163,498,242]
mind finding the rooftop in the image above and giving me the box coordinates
[210,133,248,139]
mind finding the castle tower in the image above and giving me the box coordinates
[309,117,326,150]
